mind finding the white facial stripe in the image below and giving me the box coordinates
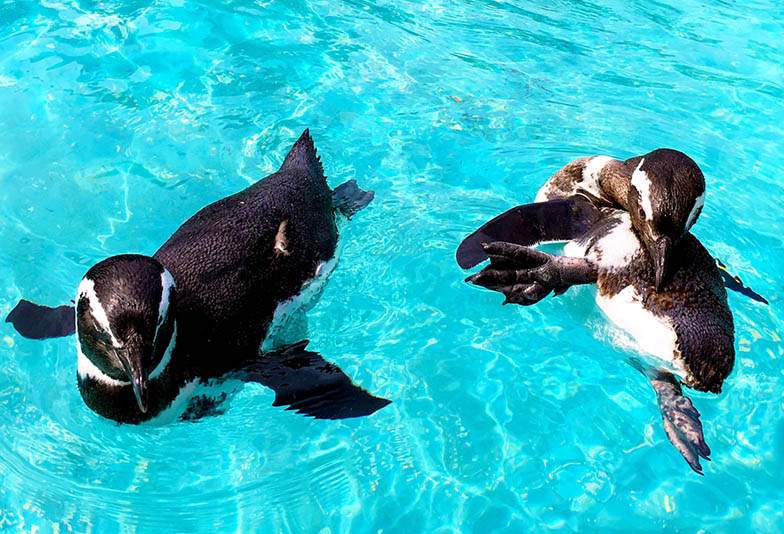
[685,191,705,229]
[150,322,176,379]
[76,277,122,348]
[77,343,129,386]
[76,271,176,387]
[76,324,176,385]
[155,269,175,342]
[630,158,653,221]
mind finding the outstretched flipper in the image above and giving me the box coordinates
[456,196,601,270]
[648,369,711,474]
[332,179,374,219]
[5,299,75,339]
[715,259,768,305]
[466,242,598,305]
[229,340,390,420]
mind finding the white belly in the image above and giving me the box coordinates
[261,256,338,351]
[596,285,685,378]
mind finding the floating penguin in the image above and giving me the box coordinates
[6,130,390,424]
[457,149,767,303]
[458,149,766,473]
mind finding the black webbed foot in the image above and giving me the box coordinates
[332,179,374,219]
[466,243,554,305]
[465,242,595,305]
[650,371,711,474]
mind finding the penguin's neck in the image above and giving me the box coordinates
[596,159,635,210]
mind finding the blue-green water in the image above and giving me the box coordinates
[1,0,783,531]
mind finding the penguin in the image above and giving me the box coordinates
[456,149,767,303]
[458,150,764,473]
[5,130,390,424]
[466,216,730,474]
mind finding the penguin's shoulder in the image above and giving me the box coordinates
[535,155,623,203]
[535,156,592,201]
[568,209,642,271]
[674,233,725,292]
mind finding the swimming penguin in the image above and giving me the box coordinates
[458,150,764,473]
[5,130,390,424]
[456,149,767,303]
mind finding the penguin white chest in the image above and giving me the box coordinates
[566,211,686,377]
[568,212,640,270]
[596,286,683,375]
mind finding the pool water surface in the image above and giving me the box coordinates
[1,0,783,532]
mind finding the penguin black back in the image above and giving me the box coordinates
[154,130,339,377]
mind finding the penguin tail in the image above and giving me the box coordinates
[332,179,375,219]
[279,129,325,181]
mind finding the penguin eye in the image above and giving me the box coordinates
[637,206,646,221]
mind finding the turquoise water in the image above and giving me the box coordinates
[1,0,783,531]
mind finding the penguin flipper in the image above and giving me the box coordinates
[230,340,391,420]
[332,179,375,219]
[715,259,769,304]
[456,196,601,269]
[648,369,711,475]
[5,299,75,339]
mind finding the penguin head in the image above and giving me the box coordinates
[626,149,706,290]
[75,254,177,414]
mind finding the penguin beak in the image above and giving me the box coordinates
[651,236,672,291]
[118,349,148,414]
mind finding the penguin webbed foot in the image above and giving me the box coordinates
[332,179,374,219]
[465,242,594,305]
[230,340,390,420]
[455,196,602,270]
[649,371,711,475]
